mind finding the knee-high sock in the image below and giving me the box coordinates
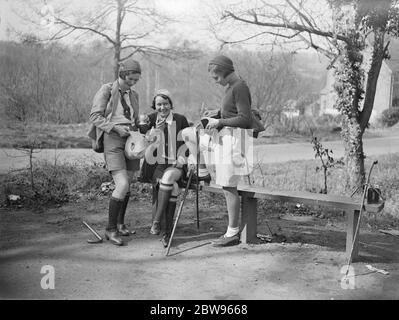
[164,195,177,235]
[107,197,124,232]
[151,184,159,223]
[153,182,173,224]
[117,192,130,225]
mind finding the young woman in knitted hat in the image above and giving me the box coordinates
[138,89,190,247]
[88,59,142,246]
[207,55,253,247]
[182,54,253,247]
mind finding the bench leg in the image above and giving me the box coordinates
[346,210,360,262]
[240,196,257,244]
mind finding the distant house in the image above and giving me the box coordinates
[319,50,395,124]
[303,100,320,117]
[282,99,300,118]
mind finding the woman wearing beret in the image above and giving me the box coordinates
[139,89,190,247]
[207,55,253,246]
[183,55,253,247]
[88,59,142,246]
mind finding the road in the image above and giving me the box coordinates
[253,135,399,164]
[1,135,399,173]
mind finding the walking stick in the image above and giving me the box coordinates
[82,221,103,244]
[196,128,200,229]
[344,160,378,277]
[165,169,195,256]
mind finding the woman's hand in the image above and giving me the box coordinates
[204,117,220,130]
[113,125,130,138]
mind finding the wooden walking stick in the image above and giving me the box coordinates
[196,127,200,229]
[82,221,103,244]
[165,169,194,256]
[344,160,378,277]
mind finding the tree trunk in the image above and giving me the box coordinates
[334,44,366,191]
[341,117,365,190]
[113,0,123,80]
[360,32,386,132]
[340,32,386,191]
[114,45,121,80]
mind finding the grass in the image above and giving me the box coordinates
[249,153,399,220]
[1,132,398,226]
[0,122,91,149]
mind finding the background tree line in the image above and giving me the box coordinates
[0,37,327,127]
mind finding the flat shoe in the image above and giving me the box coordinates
[117,224,135,236]
[161,234,170,248]
[150,222,161,235]
[212,234,240,247]
[104,230,123,246]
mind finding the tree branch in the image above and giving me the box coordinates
[286,0,315,28]
[223,10,350,43]
[54,18,116,45]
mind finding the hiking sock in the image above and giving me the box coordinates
[199,167,210,177]
[153,182,173,224]
[107,197,124,232]
[117,192,130,225]
[225,226,240,238]
[165,195,178,235]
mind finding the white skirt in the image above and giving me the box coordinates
[199,127,254,187]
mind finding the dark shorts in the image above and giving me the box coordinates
[103,131,140,172]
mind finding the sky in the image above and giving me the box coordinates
[0,0,335,52]
[0,0,221,46]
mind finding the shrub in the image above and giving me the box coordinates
[2,162,71,207]
[273,114,343,137]
[380,108,399,127]
[1,160,110,208]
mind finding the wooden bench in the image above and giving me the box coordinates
[201,184,384,260]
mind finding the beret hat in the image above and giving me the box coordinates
[119,59,141,74]
[208,55,234,72]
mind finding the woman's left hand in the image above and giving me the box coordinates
[204,117,220,129]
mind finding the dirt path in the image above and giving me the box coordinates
[1,195,398,300]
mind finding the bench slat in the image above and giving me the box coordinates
[202,184,384,213]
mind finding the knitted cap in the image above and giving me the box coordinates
[152,89,173,109]
[119,59,141,74]
[208,55,234,72]
[154,89,172,101]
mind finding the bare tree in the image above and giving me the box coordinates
[230,50,306,131]
[18,0,196,79]
[214,0,399,190]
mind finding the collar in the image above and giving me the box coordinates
[119,88,131,95]
[226,72,240,88]
[156,111,173,125]
[118,79,131,94]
